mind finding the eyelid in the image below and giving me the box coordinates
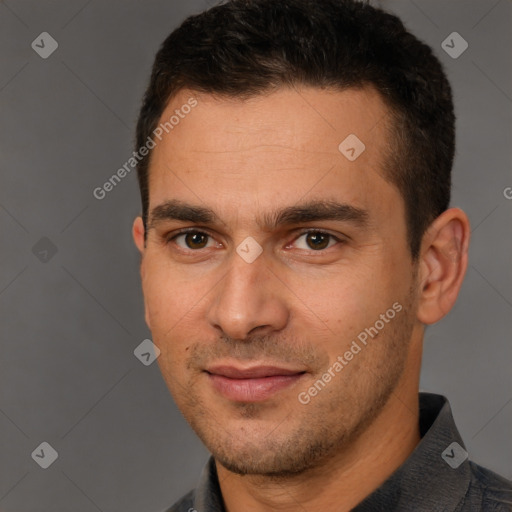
[288,228,344,251]
[166,226,216,241]
[166,227,221,249]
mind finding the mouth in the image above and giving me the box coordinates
[204,364,307,402]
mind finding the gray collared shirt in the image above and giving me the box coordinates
[165,393,512,511]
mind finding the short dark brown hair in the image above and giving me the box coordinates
[135,0,454,259]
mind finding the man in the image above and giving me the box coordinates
[131,0,512,510]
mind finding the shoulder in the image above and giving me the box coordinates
[463,461,512,511]
[161,489,195,512]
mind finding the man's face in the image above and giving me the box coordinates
[134,86,421,476]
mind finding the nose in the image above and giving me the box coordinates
[206,248,289,341]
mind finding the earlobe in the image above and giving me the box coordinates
[416,208,470,325]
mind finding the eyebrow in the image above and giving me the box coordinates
[148,198,369,232]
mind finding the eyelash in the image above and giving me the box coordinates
[166,228,344,253]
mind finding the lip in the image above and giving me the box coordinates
[205,364,306,402]
[206,364,304,379]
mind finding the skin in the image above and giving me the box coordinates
[132,86,470,512]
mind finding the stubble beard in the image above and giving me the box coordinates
[171,287,418,478]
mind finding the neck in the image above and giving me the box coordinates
[217,344,422,512]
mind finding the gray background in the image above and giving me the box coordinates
[0,0,510,511]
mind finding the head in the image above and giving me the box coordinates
[132,0,469,476]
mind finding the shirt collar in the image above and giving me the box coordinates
[193,454,224,512]
[353,392,471,511]
[192,393,471,512]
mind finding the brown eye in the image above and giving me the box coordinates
[292,231,339,252]
[184,232,209,249]
[171,231,213,250]
[305,232,331,250]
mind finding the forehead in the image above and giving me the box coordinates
[146,86,401,228]
[155,86,390,154]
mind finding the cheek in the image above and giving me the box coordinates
[143,272,170,326]
[142,258,190,320]
[142,260,207,361]
[310,264,385,318]
[307,261,405,352]
[142,262,187,354]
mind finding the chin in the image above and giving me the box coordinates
[208,427,343,477]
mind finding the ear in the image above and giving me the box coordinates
[416,208,470,324]
[132,216,151,329]
[132,216,146,254]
